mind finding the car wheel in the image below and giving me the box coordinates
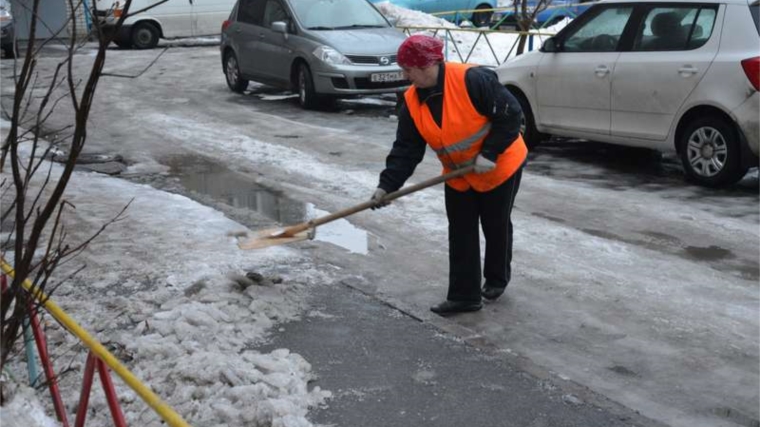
[298,63,320,110]
[131,21,160,49]
[679,115,748,187]
[513,91,545,149]
[471,5,493,28]
[224,51,248,93]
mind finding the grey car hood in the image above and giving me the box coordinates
[308,28,407,56]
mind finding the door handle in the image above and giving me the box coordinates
[594,65,610,77]
[259,33,265,39]
[678,65,698,76]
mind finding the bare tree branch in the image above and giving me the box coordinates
[102,47,168,78]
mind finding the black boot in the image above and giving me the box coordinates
[430,300,483,316]
[481,281,507,301]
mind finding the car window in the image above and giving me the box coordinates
[292,0,389,30]
[632,6,717,51]
[751,2,760,36]
[263,0,289,27]
[561,6,633,52]
[238,0,266,25]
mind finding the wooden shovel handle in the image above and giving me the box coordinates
[280,165,476,237]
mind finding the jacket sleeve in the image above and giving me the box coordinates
[465,67,523,162]
[377,103,427,193]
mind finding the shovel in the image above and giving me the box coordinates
[237,165,476,250]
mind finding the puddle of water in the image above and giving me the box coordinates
[308,206,368,255]
[163,154,368,254]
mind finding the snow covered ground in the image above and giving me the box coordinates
[0,6,559,426]
[0,3,756,427]
[0,136,334,426]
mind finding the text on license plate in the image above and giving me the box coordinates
[370,72,404,83]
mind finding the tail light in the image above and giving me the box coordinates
[222,20,231,32]
[741,57,760,91]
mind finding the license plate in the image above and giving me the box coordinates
[370,72,404,83]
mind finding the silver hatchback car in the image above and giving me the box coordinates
[220,0,410,109]
[497,0,760,187]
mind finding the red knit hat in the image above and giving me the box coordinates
[397,35,444,68]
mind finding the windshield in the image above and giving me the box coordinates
[292,0,389,30]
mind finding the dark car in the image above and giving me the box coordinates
[0,0,16,58]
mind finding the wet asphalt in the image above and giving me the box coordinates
[260,281,663,427]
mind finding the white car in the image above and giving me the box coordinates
[496,0,759,187]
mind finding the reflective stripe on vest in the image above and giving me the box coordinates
[404,63,528,192]
[430,123,492,158]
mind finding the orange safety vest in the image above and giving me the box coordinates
[404,62,528,192]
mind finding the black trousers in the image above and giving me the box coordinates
[444,168,523,302]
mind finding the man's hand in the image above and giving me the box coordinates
[473,154,496,174]
[370,188,390,210]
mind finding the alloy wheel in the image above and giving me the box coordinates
[685,126,727,178]
[298,70,307,104]
[226,56,239,86]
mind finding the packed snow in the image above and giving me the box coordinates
[3,5,554,426]
[3,2,754,427]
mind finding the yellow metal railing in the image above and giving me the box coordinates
[1,259,192,427]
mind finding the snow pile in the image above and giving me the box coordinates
[0,142,333,427]
[374,1,567,65]
[374,1,457,29]
[0,381,58,427]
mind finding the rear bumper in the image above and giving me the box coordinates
[732,92,759,157]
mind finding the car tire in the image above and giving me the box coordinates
[679,115,748,187]
[471,5,493,28]
[514,91,546,149]
[131,21,160,49]
[3,39,17,58]
[298,63,320,110]
[224,51,248,93]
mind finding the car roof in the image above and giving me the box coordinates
[597,0,752,5]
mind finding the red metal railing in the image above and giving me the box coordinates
[2,273,127,426]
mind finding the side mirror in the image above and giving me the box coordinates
[541,37,559,52]
[272,21,288,34]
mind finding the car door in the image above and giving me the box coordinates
[192,0,236,36]
[257,0,293,82]
[536,4,633,136]
[234,0,266,76]
[611,4,720,141]
[137,0,194,38]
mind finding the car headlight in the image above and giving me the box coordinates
[313,46,351,65]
